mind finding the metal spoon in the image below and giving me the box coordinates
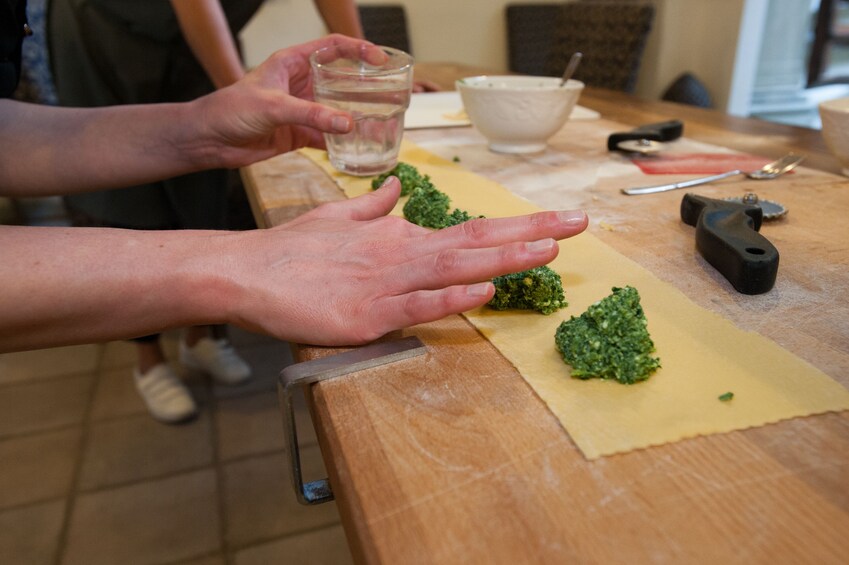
[560,52,582,86]
[621,153,805,195]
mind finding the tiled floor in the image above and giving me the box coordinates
[0,328,354,565]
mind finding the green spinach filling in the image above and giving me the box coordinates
[488,266,567,315]
[555,286,660,384]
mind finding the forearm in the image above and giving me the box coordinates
[314,0,364,38]
[0,99,214,196]
[171,0,245,88]
[0,225,239,352]
[0,180,588,353]
[0,36,378,197]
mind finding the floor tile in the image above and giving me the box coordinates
[233,524,353,565]
[0,344,100,386]
[174,553,227,565]
[0,428,81,509]
[88,366,148,421]
[0,499,66,565]
[62,470,220,565]
[174,555,226,565]
[78,412,213,491]
[0,375,93,439]
[216,389,314,461]
[221,449,341,548]
[98,340,139,371]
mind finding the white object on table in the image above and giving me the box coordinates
[405,91,600,130]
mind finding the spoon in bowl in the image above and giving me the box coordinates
[560,52,583,86]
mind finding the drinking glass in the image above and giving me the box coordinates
[310,45,414,176]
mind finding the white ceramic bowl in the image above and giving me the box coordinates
[456,75,584,154]
[819,96,849,177]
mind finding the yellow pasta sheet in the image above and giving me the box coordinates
[300,143,849,459]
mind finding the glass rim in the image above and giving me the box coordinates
[309,45,413,77]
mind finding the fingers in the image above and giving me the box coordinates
[290,34,376,59]
[387,238,561,295]
[360,237,567,339]
[305,35,388,67]
[365,284,497,339]
[406,210,587,259]
[305,177,403,221]
[270,96,352,135]
[412,80,441,93]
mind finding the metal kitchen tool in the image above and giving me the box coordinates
[723,193,787,220]
[279,336,427,505]
[617,138,665,154]
[622,153,804,195]
[608,119,684,153]
[680,193,779,294]
[560,52,583,86]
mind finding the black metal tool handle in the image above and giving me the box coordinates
[680,194,779,294]
[607,119,684,151]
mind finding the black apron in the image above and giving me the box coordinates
[49,0,264,229]
[1,0,28,98]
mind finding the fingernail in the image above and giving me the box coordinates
[526,239,555,253]
[558,210,587,225]
[467,282,493,296]
[380,175,396,188]
[331,115,351,132]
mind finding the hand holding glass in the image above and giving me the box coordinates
[310,45,414,176]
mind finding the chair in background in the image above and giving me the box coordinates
[358,4,412,54]
[807,0,849,86]
[547,1,655,93]
[662,72,713,108]
[505,3,562,76]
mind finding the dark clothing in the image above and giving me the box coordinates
[48,0,263,229]
[1,0,28,98]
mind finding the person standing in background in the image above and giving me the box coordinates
[46,0,366,424]
[173,0,366,89]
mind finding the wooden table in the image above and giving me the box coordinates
[241,64,849,564]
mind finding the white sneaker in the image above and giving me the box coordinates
[133,364,198,424]
[179,337,252,385]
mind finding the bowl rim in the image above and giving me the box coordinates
[456,75,584,91]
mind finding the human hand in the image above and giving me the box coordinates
[218,177,588,346]
[0,36,387,196]
[192,34,386,169]
[413,80,441,93]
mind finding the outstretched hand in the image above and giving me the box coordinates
[220,177,588,345]
[0,178,587,352]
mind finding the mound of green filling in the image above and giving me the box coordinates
[554,286,660,384]
[371,162,430,196]
[402,183,479,229]
[488,266,567,315]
